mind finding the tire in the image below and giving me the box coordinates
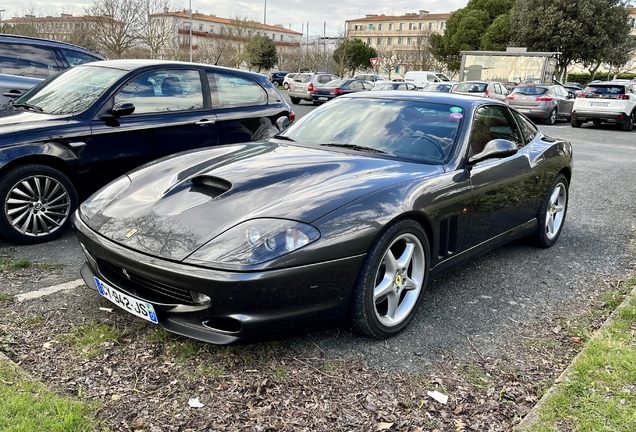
[571,117,582,128]
[544,108,557,125]
[0,164,78,244]
[272,80,280,87]
[621,112,634,131]
[530,173,568,248]
[312,101,320,106]
[290,97,300,105]
[592,119,602,125]
[350,219,430,339]
[284,83,289,90]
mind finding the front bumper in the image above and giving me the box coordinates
[572,110,630,123]
[73,214,365,345]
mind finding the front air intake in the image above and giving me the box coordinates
[190,175,232,198]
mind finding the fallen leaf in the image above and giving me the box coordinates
[571,337,582,344]
[455,418,466,430]
[377,422,393,431]
[111,394,121,401]
[454,404,464,415]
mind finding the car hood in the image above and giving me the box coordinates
[0,110,72,144]
[86,141,440,261]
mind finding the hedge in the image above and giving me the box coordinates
[566,72,636,85]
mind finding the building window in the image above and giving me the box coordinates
[210,25,214,32]
[630,18,635,28]
[395,66,400,73]
[367,37,371,45]
[428,22,434,30]
[399,23,404,30]
[199,24,203,31]
[387,37,392,46]
[368,23,374,30]
[377,37,381,45]
[409,23,414,30]
[388,23,394,30]
[272,33,275,39]
[419,23,423,30]
[378,23,383,30]
[407,37,412,45]
[440,22,445,30]
[397,37,403,45]
[280,35,284,41]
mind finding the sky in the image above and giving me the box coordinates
[2,0,469,37]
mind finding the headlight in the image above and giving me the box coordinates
[185,219,320,267]
[80,175,131,220]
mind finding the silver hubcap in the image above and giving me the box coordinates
[545,182,566,240]
[373,233,425,327]
[4,175,71,237]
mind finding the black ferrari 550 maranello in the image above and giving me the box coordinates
[73,92,572,344]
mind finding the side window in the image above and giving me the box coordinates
[493,83,502,95]
[0,43,60,78]
[114,69,204,114]
[208,71,266,108]
[511,110,539,146]
[469,105,523,155]
[427,74,437,82]
[59,49,100,68]
[350,81,362,90]
[318,75,332,84]
[397,83,407,90]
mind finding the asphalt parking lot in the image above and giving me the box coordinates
[1,99,635,374]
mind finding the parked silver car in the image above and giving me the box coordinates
[506,84,575,125]
[420,82,458,93]
[288,72,339,105]
[453,81,509,103]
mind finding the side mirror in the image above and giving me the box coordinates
[112,102,135,117]
[469,139,518,164]
[3,89,22,98]
[275,116,290,131]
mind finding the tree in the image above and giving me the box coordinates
[377,46,406,79]
[480,13,510,50]
[332,38,377,77]
[511,0,633,80]
[246,34,278,72]
[139,0,181,59]
[84,0,142,58]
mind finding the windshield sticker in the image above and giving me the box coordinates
[450,112,463,119]
[450,107,463,113]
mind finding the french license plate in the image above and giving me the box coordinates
[590,102,609,107]
[518,108,531,113]
[94,277,158,324]
[318,97,328,101]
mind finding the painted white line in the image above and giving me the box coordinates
[15,279,85,302]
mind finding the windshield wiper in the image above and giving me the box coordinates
[12,103,43,112]
[321,143,387,154]
[273,135,295,142]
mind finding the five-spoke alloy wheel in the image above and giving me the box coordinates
[0,164,77,244]
[531,173,568,248]
[350,219,430,339]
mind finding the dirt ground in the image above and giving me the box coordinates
[1,263,630,432]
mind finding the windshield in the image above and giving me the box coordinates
[15,65,127,114]
[456,83,487,93]
[436,74,450,82]
[585,85,626,95]
[277,98,463,164]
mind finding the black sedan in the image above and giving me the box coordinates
[73,92,572,345]
[312,79,372,104]
[0,59,292,244]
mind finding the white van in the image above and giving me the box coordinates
[404,71,451,89]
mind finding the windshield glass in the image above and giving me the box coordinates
[15,65,127,114]
[278,97,463,164]
[457,83,487,93]
[436,74,450,82]
[326,79,347,87]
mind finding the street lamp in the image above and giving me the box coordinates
[189,0,192,62]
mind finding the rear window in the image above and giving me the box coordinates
[584,85,626,95]
[513,86,548,95]
[456,83,487,93]
[294,73,312,83]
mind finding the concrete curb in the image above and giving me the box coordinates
[514,282,636,431]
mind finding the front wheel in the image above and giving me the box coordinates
[284,83,289,90]
[544,108,557,125]
[290,96,300,105]
[0,164,78,244]
[530,174,568,248]
[571,116,582,128]
[350,219,430,339]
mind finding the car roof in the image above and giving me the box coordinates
[0,33,105,58]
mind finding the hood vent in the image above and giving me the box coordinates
[190,175,232,199]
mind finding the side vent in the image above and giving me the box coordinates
[190,175,232,198]
[438,215,459,259]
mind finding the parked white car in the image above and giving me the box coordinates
[404,71,452,90]
[571,81,636,131]
[283,73,297,90]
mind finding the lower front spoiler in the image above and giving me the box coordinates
[75,219,366,345]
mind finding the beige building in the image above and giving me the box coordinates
[1,14,91,42]
[345,10,451,76]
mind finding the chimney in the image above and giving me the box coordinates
[418,10,429,18]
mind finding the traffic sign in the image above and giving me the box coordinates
[370,57,379,67]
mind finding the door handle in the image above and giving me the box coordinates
[195,119,216,126]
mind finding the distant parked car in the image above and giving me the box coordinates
[571,81,636,130]
[312,79,372,103]
[0,60,293,244]
[371,82,419,91]
[420,82,458,93]
[404,71,451,89]
[0,34,104,108]
[506,84,574,125]
[268,71,289,87]
[283,73,297,90]
[288,72,339,105]
[453,81,509,103]
[353,74,386,84]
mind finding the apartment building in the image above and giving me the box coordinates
[0,13,91,42]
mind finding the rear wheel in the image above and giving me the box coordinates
[571,116,582,128]
[530,174,568,248]
[350,219,430,339]
[290,97,300,105]
[544,108,557,125]
[284,83,289,90]
[621,112,634,131]
[272,80,280,87]
[0,164,77,244]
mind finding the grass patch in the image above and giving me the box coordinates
[527,294,636,431]
[0,293,13,302]
[460,364,493,389]
[0,258,31,272]
[58,324,122,358]
[167,339,204,362]
[0,356,99,431]
[25,315,46,327]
